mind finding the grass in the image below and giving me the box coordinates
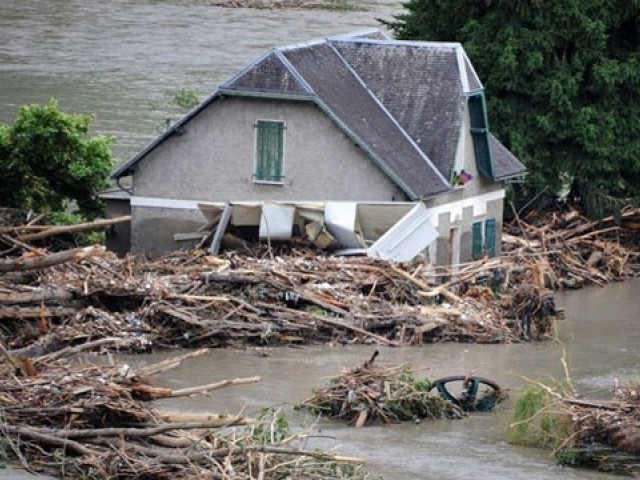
[507,386,574,449]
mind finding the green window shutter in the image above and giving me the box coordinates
[472,221,483,259]
[468,94,494,180]
[471,132,492,178]
[484,218,496,257]
[255,120,284,181]
[468,95,487,129]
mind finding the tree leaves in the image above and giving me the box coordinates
[387,0,640,214]
[0,100,115,219]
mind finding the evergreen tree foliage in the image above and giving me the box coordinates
[0,100,115,219]
[386,1,640,214]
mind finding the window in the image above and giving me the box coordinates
[472,218,497,259]
[254,120,285,183]
[468,94,494,180]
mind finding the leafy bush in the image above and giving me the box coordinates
[0,100,115,219]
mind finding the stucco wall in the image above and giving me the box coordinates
[126,94,508,259]
[131,206,204,256]
[104,198,131,257]
[133,96,406,202]
[428,101,505,264]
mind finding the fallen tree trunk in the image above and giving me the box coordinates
[0,288,74,305]
[16,216,131,242]
[0,245,105,273]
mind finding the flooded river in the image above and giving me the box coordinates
[116,280,639,480]
[0,0,401,162]
[1,2,639,478]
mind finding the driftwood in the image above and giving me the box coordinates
[509,380,640,474]
[0,345,367,479]
[0,245,105,272]
[0,206,637,356]
[300,352,471,427]
[15,216,131,242]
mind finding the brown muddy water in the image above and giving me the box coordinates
[0,0,401,163]
[113,280,638,480]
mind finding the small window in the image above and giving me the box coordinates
[254,120,284,183]
[472,218,497,259]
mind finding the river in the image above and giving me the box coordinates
[4,281,638,479]
[1,2,639,479]
[127,280,638,480]
[0,0,401,162]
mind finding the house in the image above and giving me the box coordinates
[106,29,526,263]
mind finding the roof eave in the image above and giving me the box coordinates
[495,171,528,183]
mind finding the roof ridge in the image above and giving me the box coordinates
[330,37,462,49]
[326,29,389,41]
[276,37,326,53]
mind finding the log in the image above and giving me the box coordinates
[0,245,105,273]
[311,313,398,346]
[168,375,261,398]
[354,410,368,428]
[137,348,209,377]
[390,265,461,304]
[131,376,261,400]
[0,306,77,319]
[3,425,98,456]
[14,421,248,440]
[17,216,131,241]
[35,337,126,364]
[153,409,251,426]
[0,288,73,305]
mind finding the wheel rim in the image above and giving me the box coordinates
[430,375,502,412]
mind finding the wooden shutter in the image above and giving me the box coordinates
[255,121,284,181]
[484,218,496,257]
[468,94,494,180]
[472,221,483,259]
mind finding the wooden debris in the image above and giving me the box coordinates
[0,206,637,355]
[0,348,369,479]
[508,381,640,474]
[0,245,105,273]
[298,352,467,426]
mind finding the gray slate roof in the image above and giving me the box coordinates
[333,41,464,179]
[490,134,527,180]
[281,42,448,197]
[112,29,526,198]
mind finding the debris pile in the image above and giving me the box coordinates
[0,348,368,479]
[508,382,640,474]
[209,0,361,10]
[503,208,640,288]
[1,248,555,353]
[298,352,467,427]
[3,206,640,353]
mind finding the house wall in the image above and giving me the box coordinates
[131,206,205,256]
[134,96,405,201]
[129,96,406,254]
[426,101,505,264]
[104,197,132,257]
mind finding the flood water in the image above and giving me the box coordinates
[1,2,639,478]
[0,0,401,162]
[114,280,639,480]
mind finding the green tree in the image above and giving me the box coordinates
[386,0,640,215]
[0,100,115,219]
